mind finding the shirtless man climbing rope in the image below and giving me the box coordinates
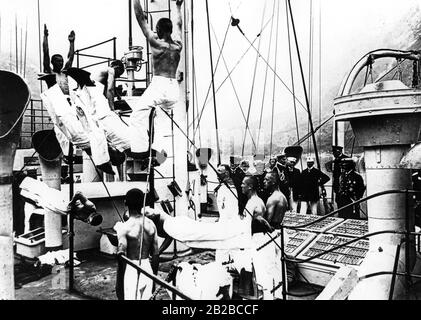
[114,189,159,300]
[130,0,184,158]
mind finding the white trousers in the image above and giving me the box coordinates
[128,76,179,153]
[300,201,318,215]
[41,85,90,150]
[124,259,153,300]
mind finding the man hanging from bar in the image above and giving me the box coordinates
[39,25,80,158]
[130,0,184,162]
[114,189,159,300]
[42,24,75,95]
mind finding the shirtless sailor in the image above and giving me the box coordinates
[263,171,295,292]
[263,171,288,229]
[241,175,277,299]
[42,24,75,94]
[130,0,184,158]
[94,60,126,111]
[114,189,159,300]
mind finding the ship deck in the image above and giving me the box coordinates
[14,249,323,301]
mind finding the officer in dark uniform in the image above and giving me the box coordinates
[412,170,421,227]
[285,157,302,212]
[336,158,366,219]
[332,146,349,198]
[232,159,250,216]
[274,152,290,201]
[300,156,330,215]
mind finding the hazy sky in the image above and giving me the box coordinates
[0,0,420,145]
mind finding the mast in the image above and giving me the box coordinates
[24,18,28,78]
[15,15,18,74]
[9,29,12,71]
[0,14,2,54]
[287,0,321,169]
[37,0,43,91]
[205,0,221,165]
[20,26,23,75]
[128,0,133,48]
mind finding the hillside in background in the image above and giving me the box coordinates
[0,53,41,99]
[243,6,421,157]
[2,4,421,156]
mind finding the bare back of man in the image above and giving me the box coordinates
[121,216,158,261]
[263,172,289,229]
[116,214,159,300]
[265,190,288,228]
[129,0,184,156]
[134,0,183,79]
[151,41,182,79]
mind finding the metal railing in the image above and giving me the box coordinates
[75,38,117,70]
[19,99,53,149]
[262,189,421,300]
[119,255,192,300]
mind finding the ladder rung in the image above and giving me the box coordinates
[146,10,171,14]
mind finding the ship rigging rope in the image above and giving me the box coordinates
[232,17,308,115]
[241,0,268,157]
[136,108,156,300]
[285,0,300,147]
[189,16,274,131]
[190,0,203,150]
[86,154,124,222]
[318,0,322,155]
[191,17,231,146]
[256,0,277,155]
[162,110,284,253]
[190,0,202,149]
[286,0,321,171]
[307,0,314,155]
[205,0,222,165]
[269,0,281,157]
[211,24,257,151]
[292,114,333,146]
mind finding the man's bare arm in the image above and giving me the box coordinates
[150,229,159,275]
[42,24,51,74]
[253,203,273,233]
[174,0,184,44]
[65,31,75,70]
[115,227,127,300]
[266,198,276,223]
[117,229,128,256]
[133,0,162,48]
[106,68,116,110]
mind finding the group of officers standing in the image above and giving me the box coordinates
[225,145,366,221]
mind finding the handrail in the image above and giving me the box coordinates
[338,49,421,97]
[284,189,420,230]
[257,189,421,252]
[286,230,405,264]
[75,38,117,70]
[119,255,193,300]
[80,60,111,70]
[274,189,421,300]
[76,53,113,61]
[76,37,116,53]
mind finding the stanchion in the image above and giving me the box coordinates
[68,144,75,292]
[280,226,287,300]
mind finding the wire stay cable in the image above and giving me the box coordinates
[256,0,277,156]
[241,0,268,157]
[211,24,257,151]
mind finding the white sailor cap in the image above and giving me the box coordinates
[287,157,297,163]
[306,156,315,163]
